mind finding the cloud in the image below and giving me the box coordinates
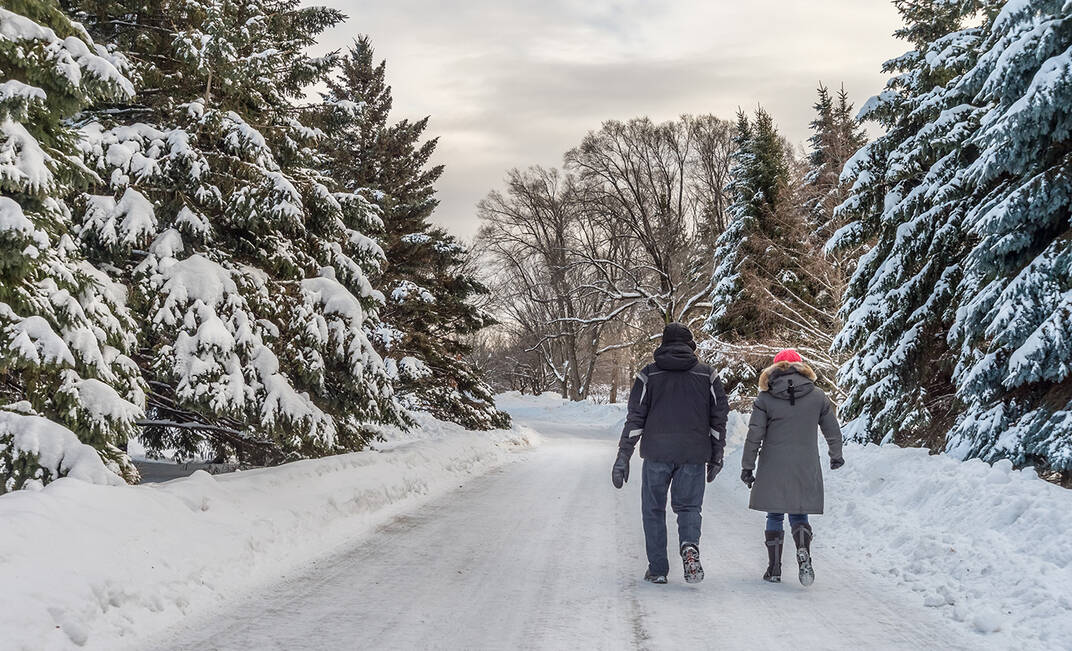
[312,0,905,240]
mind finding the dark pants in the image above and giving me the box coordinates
[641,460,705,576]
[765,513,809,531]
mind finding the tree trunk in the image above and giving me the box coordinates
[609,364,619,404]
[566,334,585,401]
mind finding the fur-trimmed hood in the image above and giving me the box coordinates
[759,361,817,393]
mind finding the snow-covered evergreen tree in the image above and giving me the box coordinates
[828,0,994,447]
[946,0,1072,482]
[319,37,509,430]
[706,108,832,399]
[708,109,791,338]
[704,112,759,397]
[804,84,868,242]
[67,0,408,462]
[0,0,145,491]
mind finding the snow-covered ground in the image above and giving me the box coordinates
[822,445,1072,645]
[0,408,541,650]
[1,394,1070,649]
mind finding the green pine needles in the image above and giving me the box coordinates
[1,0,508,493]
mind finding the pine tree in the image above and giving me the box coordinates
[705,108,806,399]
[828,0,993,447]
[759,83,872,394]
[319,38,509,430]
[66,0,409,463]
[0,0,145,491]
[804,84,867,242]
[946,0,1072,482]
[709,109,788,336]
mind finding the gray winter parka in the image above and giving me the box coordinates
[742,362,843,514]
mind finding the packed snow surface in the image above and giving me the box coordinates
[0,408,539,650]
[1,394,1070,649]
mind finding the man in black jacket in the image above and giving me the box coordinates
[611,323,729,584]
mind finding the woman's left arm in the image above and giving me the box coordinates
[819,395,844,465]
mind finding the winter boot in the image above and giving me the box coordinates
[680,543,704,584]
[643,569,667,584]
[792,523,814,587]
[763,530,783,583]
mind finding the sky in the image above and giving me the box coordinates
[312,0,906,241]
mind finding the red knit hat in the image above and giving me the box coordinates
[773,349,803,364]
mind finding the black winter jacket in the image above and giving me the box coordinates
[618,342,730,465]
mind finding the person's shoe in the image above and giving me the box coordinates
[763,530,784,583]
[643,569,668,584]
[792,523,815,587]
[680,543,704,584]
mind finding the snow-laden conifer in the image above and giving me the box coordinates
[828,0,992,446]
[804,84,867,243]
[69,0,408,462]
[706,108,842,399]
[319,37,509,430]
[946,0,1072,480]
[708,110,790,337]
[0,1,144,491]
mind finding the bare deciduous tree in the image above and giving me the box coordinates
[475,116,735,400]
[564,115,733,330]
[477,167,623,400]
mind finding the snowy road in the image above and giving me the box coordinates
[150,412,994,651]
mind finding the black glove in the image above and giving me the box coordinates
[830,457,845,470]
[710,440,724,468]
[706,462,722,483]
[740,468,755,489]
[611,449,631,488]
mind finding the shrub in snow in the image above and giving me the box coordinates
[66,0,409,463]
[0,1,145,492]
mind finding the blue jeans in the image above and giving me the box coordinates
[641,460,705,576]
[766,513,809,532]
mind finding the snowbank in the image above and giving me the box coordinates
[0,411,538,650]
[494,391,629,430]
[820,443,1072,647]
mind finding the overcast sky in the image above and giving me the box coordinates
[312,1,906,241]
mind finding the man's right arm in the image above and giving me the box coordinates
[619,370,650,455]
[709,374,729,466]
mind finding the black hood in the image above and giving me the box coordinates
[653,342,699,371]
[766,369,815,402]
[661,322,696,350]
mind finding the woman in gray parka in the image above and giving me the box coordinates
[740,349,844,586]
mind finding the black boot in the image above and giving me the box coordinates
[792,522,814,586]
[763,531,783,583]
[643,568,667,584]
[680,543,704,584]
